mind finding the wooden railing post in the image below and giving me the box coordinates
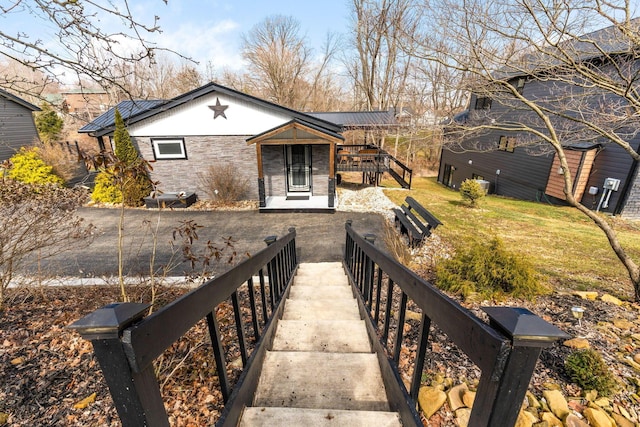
[68,302,169,427]
[471,307,571,426]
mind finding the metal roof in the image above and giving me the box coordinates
[0,89,41,112]
[496,18,640,80]
[308,110,398,128]
[79,99,166,133]
[80,82,342,137]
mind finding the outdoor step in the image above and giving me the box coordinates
[253,351,390,411]
[282,299,361,321]
[239,407,402,427]
[294,273,349,286]
[288,284,353,300]
[297,261,344,273]
[272,319,371,352]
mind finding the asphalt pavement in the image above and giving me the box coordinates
[26,207,387,278]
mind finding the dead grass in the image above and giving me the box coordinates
[383,177,640,300]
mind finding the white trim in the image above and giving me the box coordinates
[152,138,186,159]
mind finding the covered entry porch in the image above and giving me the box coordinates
[247,119,344,212]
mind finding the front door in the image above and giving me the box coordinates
[286,145,311,193]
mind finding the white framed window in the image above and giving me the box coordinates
[152,138,187,160]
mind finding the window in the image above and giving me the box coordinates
[498,136,516,153]
[152,138,187,160]
[475,96,492,110]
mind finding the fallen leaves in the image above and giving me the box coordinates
[73,392,96,409]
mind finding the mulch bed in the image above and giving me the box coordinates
[1,282,638,426]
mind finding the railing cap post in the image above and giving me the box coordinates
[288,227,296,234]
[482,306,571,348]
[264,235,277,246]
[346,219,353,227]
[68,302,150,341]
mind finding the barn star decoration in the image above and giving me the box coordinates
[209,97,229,119]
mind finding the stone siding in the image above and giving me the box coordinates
[621,166,640,219]
[262,145,286,197]
[312,145,330,196]
[134,135,259,200]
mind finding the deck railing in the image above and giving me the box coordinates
[69,229,298,427]
[343,221,569,426]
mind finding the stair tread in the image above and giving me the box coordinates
[288,285,353,300]
[239,407,402,427]
[272,319,371,352]
[254,351,389,411]
[282,299,361,320]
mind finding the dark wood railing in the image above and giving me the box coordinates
[336,144,413,188]
[343,221,569,426]
[69,229,298,427]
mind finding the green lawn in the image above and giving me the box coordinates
[382,177,640,299]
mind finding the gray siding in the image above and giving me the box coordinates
[443,75,640,214]
[134,135,259,200]
[621,164,640,218]
[0,98,40,161]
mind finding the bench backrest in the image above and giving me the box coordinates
[405,196,442,229]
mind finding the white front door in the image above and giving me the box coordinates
[286,145,311,193]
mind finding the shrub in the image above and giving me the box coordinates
[35,102,64,144]
[91,109,153,207]
[91,169,122,203]
[37,142,85,182]
[435,236,545,300]
[198,164,250,204]
[460,179,485,207]
[8,147,64,186]
[565,349,617,397]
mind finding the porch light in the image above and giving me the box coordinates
[571,306,585,326]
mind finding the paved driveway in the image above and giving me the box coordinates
[30,208,387,278]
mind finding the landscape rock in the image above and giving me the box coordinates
[574,291,598,300]
[601,294,623,306]
[563,338,590,349]
[447,383,468,411]
[462,390,476,408]
[526,391,541,408]
[611,412,635,427]
[613,318,635,329]
[418,386,446,419]
[404,309,421,321]
[516,409,538,427]
[583,407,615,427]
[634,353,640,364]
[455,407,471,427]
[540,411,562,426]
[543,390,570,420]
[564,413,589,427]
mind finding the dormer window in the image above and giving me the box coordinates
[475,96,492,110]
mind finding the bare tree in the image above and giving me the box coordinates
[0,180,94,310]
[241,15,311,109]
[0,0,186,100]
[347,0,420,110]
[415,0,640,300]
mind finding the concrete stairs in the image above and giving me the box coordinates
[238,262,402,426]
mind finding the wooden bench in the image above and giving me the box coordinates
[393,196,442,247]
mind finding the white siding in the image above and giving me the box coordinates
[129,93,292,137]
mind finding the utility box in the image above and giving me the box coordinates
[475,179,491,194]
[604,178,620,191]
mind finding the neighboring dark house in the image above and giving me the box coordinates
[0,89,41,161]
[438,22,640,219]
[80,82,344,211]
